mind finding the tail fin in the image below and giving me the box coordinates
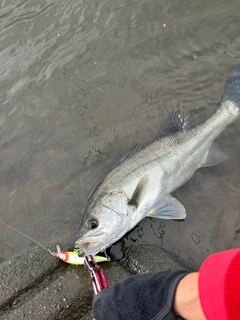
[222,65,240,108]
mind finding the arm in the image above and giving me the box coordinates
[173,272,206,320]
[93,270,188,320]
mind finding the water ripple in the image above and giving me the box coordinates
[0,0,240,271]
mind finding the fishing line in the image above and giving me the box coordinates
[103,248,111,261]
[82,243,89,257]
[0,219,54,256]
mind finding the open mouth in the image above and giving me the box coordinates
[74,242,90,257]
[75,241,90,249]
[75,241,104,257]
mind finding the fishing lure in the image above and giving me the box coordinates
[54,245,108,265]
[0,220,108,265]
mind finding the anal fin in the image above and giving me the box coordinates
[147,195,186,220]
[201,143,228,167]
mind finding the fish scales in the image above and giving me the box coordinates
[75,65,240,256]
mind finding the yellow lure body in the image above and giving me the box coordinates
[54,250,107,265]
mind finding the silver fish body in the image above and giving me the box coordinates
[75,65,240,256]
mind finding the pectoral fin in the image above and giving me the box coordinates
[129,175,149,208]
[201,143,228,167]
[147,195,186,220]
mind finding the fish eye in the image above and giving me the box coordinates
[86,218,98,229]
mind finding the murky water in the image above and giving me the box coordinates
[0,0,240,273]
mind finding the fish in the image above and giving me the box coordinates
[75,65,240,257]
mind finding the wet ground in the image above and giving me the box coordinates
[0,0,240,298]
[0,245,192,319]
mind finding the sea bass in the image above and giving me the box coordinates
[75,65,240,256]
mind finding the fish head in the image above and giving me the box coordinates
[75,191,133,256]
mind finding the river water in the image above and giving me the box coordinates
[0,0,240,272]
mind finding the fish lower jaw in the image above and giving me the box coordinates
[76,245,105,257]
[75,235,107,247]
[74,238,108,256]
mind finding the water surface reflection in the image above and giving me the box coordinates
[0,0,239,269]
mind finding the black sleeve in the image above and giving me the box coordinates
[93,270,188,320]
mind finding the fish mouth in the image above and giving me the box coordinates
[75,215,131,257]
[75,241,105,257]
[75,226,129,257]
[75,229,106,245]
[74,230,107,256]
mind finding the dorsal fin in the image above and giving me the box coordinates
[88,110,189,199]
[111,110,189,169]
[111,142,148,170]
[156,109,189,138]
